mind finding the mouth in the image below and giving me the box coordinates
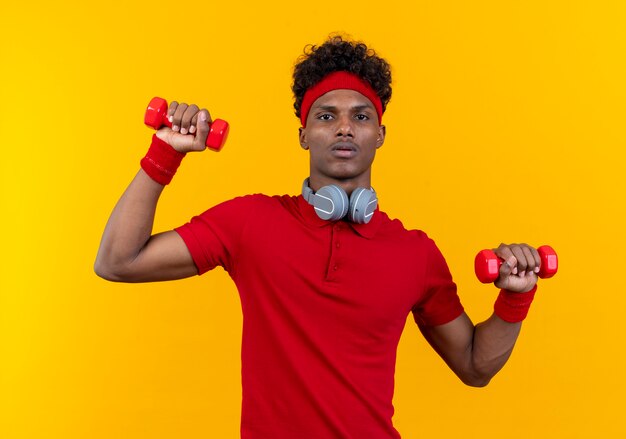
[331,142,358,158]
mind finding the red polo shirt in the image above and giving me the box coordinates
[175,194,464,438]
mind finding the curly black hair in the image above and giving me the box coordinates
[292,35,392,120]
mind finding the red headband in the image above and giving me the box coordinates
[300,71,383,127]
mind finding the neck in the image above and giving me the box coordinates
[308,174,372,196]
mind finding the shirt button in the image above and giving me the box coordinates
[333,264,338,271]
[335,242,340,248]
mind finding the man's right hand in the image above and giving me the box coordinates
[155,101,213,153]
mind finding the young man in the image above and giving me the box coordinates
[95,36,542,438]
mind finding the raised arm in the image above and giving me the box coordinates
[419,243,541,387]
[94,101,214,282]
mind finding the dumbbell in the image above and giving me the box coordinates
[144,97,229,151]
[475,245,558,284]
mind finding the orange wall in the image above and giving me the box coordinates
[1,1,625,437]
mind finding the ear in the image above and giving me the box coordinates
[376,125,386,149]
[299,127,309,150]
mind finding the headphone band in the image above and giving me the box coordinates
[301,178,377,224]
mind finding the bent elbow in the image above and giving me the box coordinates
[463,376,491,388]
[459,371,493,388]
[94,258,129,282]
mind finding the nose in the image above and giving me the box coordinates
[335,114,354,138]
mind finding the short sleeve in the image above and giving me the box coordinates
[412,238,464,327]
[174,195,257,275]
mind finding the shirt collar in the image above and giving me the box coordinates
[296,195,382,239]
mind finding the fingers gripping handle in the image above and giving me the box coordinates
[144,97,229,151]
[474,245,558,284]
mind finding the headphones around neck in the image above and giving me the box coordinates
[301,178,378,224]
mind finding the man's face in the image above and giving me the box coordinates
[299,89,386,192]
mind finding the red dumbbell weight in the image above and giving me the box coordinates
[475,245,558,284]
[144,97,229,151]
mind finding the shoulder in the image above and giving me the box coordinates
[204,193,300,221]
[212,193,295,209]
[375,210,445,258]
[376,210,431,243]
[230,193,299,211]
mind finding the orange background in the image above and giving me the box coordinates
[1,1,625,437]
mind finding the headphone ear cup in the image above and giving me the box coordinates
[314,185,349,221]
[348,188,378,224]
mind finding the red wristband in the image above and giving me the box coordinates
[494,285,537,323]
[140,134,186,185]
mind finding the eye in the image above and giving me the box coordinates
[355,113,369,121]
[318,113,334,121]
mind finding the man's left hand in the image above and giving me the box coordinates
[492,243,541,292]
